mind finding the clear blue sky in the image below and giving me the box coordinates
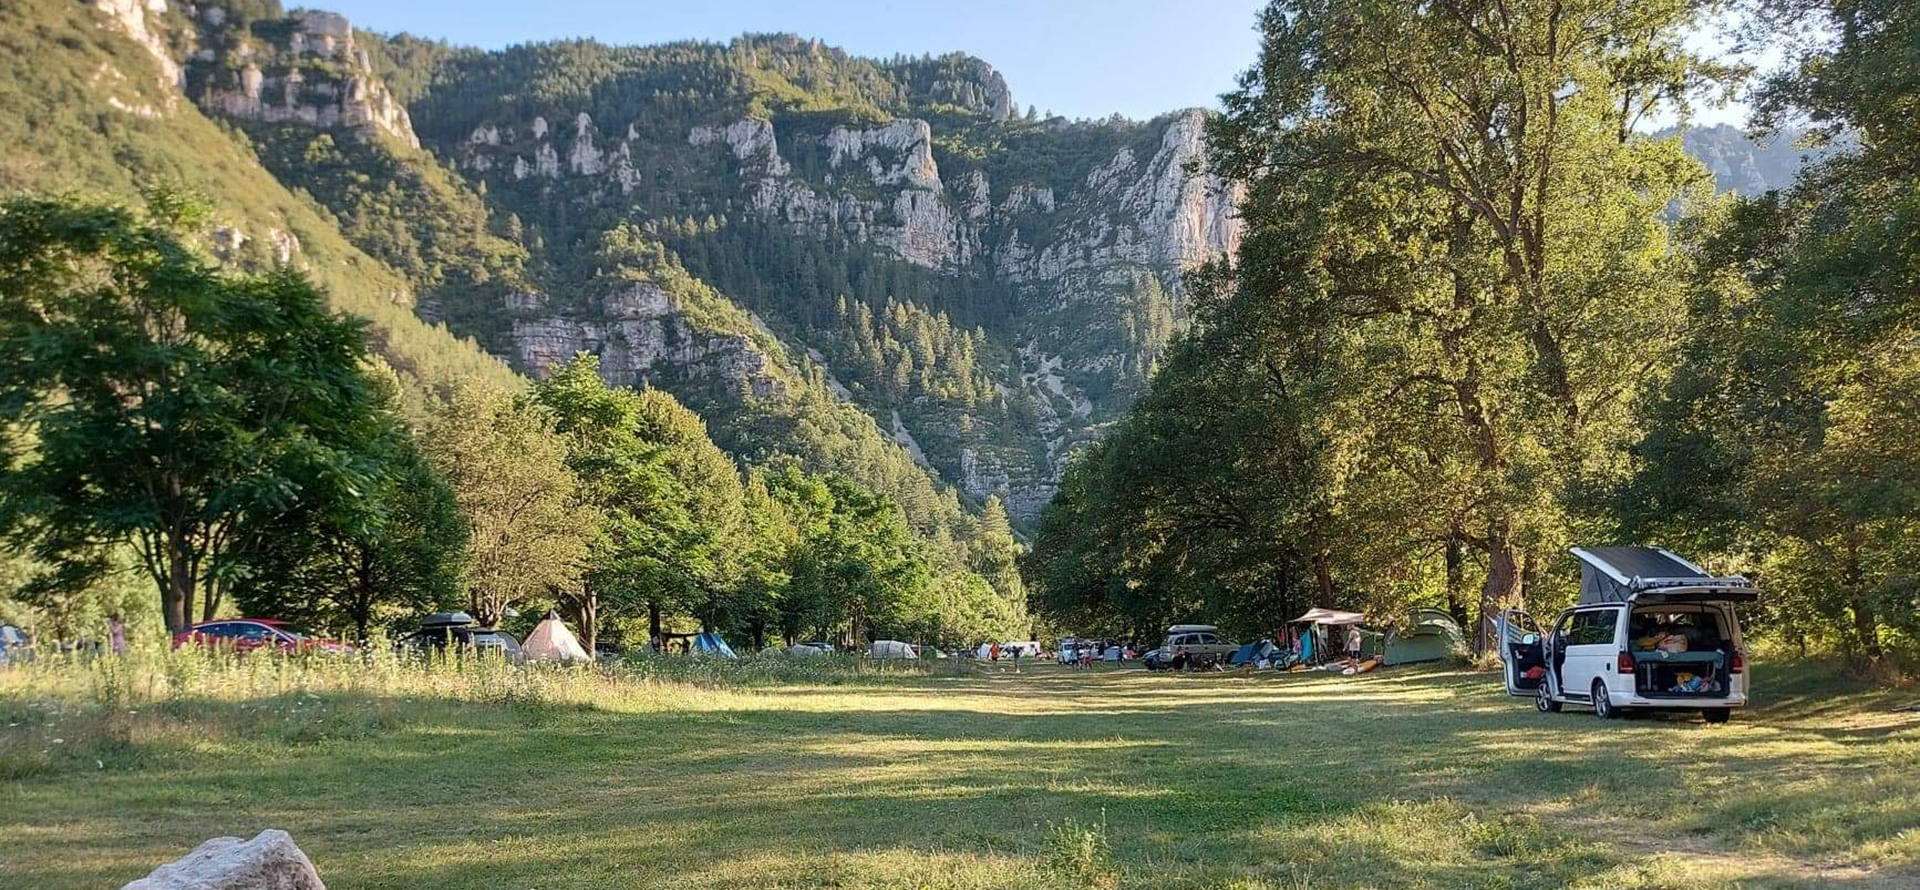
[319,0,1271,121]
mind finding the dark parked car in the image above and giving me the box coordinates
[172,619,351,655]
[396,611,523,660]
[1142,647,1172,671]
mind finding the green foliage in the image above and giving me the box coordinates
[0,0,521,398]
[1030,0,1722,646]
[1044,816,1119,890]
[421,381,595,625]
[232,366,469,640]
[238,123,535,350]
[761,464,932,645]
[0,193,391,635]
[1619,0,1920,665]
[533,354,747,645]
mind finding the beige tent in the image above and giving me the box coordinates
[523,612,589,661]
[1293,608,1366,626]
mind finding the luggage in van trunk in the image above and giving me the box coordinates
[1631,649,1728,697]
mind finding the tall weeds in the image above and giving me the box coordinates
[0,644,936,779]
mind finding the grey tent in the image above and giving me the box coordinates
[1383,609,1464,665]
[1571,546,1757,605]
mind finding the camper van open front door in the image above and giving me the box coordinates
[1495,609,1550,704]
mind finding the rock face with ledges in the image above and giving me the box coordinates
[121,829,325,890]
[447,98,1241,518]
[512,281,785,400]
[183,8,420,147]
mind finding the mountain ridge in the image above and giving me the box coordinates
[28,0,1812,530]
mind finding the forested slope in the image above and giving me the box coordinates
[0,0,520,395]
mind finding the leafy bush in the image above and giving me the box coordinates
[1044,815,1119,890]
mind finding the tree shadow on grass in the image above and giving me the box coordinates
[7,664,1915,890]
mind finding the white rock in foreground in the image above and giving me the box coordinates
[122,829,326,890]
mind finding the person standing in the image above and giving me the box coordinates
[107,613,127,656]
[1345,624,1363,667]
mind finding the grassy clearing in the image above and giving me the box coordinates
[1,652,1915,890]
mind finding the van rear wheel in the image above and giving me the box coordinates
[1592,680,1618,719]
[1702,708,1731,724]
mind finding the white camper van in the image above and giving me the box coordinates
[1498,547,1755,723]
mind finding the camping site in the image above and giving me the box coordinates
[4,0,1920,886]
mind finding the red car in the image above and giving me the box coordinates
[171,619,351,654]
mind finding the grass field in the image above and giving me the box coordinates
[3,655,1917,890]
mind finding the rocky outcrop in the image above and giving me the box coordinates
[479,105,1237,515]
[709,118,978,269]
[189,11,420,147]
[689,118,789,176]
[121,829,325,890]
[826,119,942,190]
[90,0,181,87]
[512,281,784,399]
[998,110,1239,283]
[434,78,1238,519]
[935,58,1013,122]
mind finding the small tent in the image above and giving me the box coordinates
[1383,609,1464,665]
[1229,639,1279,666]
[870,640,916,659]
[523,612,590,661]
[691,631,736,658]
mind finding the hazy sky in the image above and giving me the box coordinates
[319,0,1756,126]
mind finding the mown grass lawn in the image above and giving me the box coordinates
[2,657,1916,890]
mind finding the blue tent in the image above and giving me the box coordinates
[1230,639,1278,665]
[692,631,736,658]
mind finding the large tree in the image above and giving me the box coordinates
[0,194,387,634]
[1620,0,1920,663]
[422,382,593,627]
[232,369,468,641]
[1205,0,1723,648]
[765,465,930,646]
[531,354,750,651]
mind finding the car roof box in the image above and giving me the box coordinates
[1571,546,1757,604]
[420,611,478,628]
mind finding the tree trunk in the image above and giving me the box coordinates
[471,591,502,628]
[1444,535,1468,629]
[353,549,376,643]
[579,587,598,656]
[1844,540,1881,664]
[1476,537,1522,653]
[1312,552,1335,604]
[201,577,222,623]
[164,531,196,635]
[648,599,662,651]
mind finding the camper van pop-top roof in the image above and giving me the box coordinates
[1571,546,1757,605]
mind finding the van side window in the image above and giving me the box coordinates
[1569,611,1615,646]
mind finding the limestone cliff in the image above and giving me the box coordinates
[185,9,419,147]
[509,280,785,401]
[440,88,1241,518]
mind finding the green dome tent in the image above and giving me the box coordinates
[1383,609,1465,665]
